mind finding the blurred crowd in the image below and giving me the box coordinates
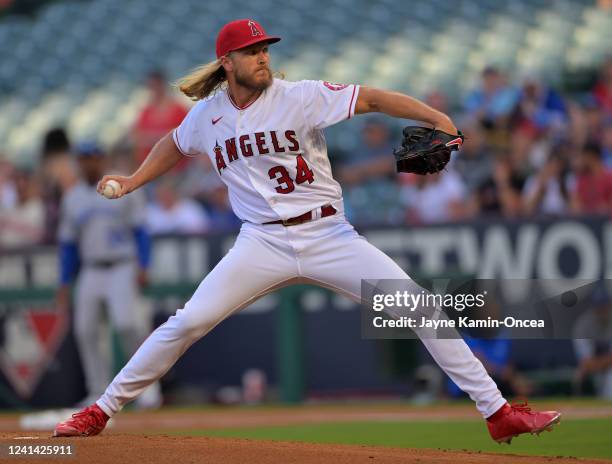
[2,59,612,249]
[340,58,612,225]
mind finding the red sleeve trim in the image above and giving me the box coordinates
[172,129,194,157]
[347,85,358,120]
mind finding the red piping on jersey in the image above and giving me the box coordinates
[347,85,357,120]
[173,129,192,156]
[227,89,262,110]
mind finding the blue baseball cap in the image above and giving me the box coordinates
[75,141,104,158]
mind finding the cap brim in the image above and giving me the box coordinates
[231,36,281,54]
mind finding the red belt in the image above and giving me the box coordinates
[264,205,337,226]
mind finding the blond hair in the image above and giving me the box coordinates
[176,59,227,101]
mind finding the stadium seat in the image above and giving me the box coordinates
[0,0,608,161]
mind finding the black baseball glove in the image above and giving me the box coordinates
[393,126,464,175]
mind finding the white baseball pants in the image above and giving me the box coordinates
[75,262,161,405]
[74,262,139,399]
[97,213,505,418]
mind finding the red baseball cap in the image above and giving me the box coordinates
[216,19,281,58]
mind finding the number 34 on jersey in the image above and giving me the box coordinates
[212,129,315,194]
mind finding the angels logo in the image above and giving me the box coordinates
[213,140,227,174]
[247,20,262,37]
[0,302,68,398]
[323,81,349,91]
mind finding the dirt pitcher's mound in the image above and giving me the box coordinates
[1,434,608,464]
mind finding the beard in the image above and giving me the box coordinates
[235,66,273,91]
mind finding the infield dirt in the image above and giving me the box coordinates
[1,433,610,464]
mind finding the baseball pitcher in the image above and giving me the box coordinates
[54,19,560,443]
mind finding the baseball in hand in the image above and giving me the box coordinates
[101,179,122,199]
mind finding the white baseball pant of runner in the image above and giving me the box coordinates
[75,262,139,399]
[75,262,161,405]
[97,211,506,418]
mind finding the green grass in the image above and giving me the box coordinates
[178,418,612,460]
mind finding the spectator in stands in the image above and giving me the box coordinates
[180,155,223,201]
[177,156,240,231]
[108,139,137,176]
[602,118,612,168]
[132,70,188,169]
[201,185,241,232]
[453,120,494,193]
[338,118,399,224]
[523,150,571,216]
[0,158,16,210]
[568,96,603,151]
[425,90,449,114]
[569,141,612,215]
[338,118,395,186]
[583,97,606,144]
[146,178,210,234]
[473,153,524,218]
[511,76,568,137]
[508,76,568,170]
[463,66,518,130]
[41,128,78,193]
[0,168,45,248]
[400,170,470,224]
[592,56,612,115]
[40,128,78,243]
[573,288,612,399]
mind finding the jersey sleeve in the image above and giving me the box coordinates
[300,80,360,130]
[59,242,79,284]
[172,101,207,157]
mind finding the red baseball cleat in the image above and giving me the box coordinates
[487,402,561,444]
[53,404,109,437]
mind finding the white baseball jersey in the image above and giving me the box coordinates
[59,181,147,262]
[172,78,360,223]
